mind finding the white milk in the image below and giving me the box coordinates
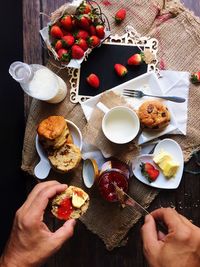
[9,62,67,104]
[104,109,136,143]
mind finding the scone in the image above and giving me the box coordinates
[138,100,170,130]
[48,143,81,173]
[51,186,89,220]
[37,116,69,149]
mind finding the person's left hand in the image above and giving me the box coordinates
[0,181,76,267]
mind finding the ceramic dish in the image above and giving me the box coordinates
[132,138,184,189]
[34,120,82,180]
[81,72,178,145]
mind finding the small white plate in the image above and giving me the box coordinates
[34,120,82,179]
[132,138,184,189]
[81,72,178,145]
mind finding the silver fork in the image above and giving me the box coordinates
[123,89,186,103]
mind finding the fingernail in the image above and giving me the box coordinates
[145,214,151,223]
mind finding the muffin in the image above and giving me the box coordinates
[48,143,82,173]
[138,100,170,130]
[37,115,69,149]
[51,186,89,220]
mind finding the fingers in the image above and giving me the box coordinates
[21,181,61,211]
[150,208,181,232]
[52,219,76,247]
[25,183,68,220]
[141,214,160,246]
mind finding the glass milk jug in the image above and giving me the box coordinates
[9,61,67,103]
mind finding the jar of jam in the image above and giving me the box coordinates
[97,158,130,202]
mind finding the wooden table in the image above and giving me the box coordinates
[23,1,200,266]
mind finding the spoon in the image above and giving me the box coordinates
[34,135,51,179]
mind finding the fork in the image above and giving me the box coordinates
[123,89,186,103]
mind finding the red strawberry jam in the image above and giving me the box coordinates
[57,198,73,220]
[98,159,130,202]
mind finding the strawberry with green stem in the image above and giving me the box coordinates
[127,53,144,66]
[140,162,159,182]
[57,48,70,62]
[114,64,128,77]
[60,15,73,31]
[71,44,84,59]
[50,25,63,39]
[115,9,126,23]
[191,71,200,83]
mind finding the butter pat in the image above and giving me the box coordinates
[72,191,89,209]
[153,150,179,178]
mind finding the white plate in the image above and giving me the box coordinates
[34,120,82,179]
[132,138,184,189]
[81,72,178,145]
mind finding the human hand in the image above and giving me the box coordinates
[0,181,76,267]
[141,207,200,267]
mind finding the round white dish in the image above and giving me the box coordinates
[132,138,184,189]
[34,119,82,179]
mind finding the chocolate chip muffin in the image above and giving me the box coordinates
[138,100,170,130]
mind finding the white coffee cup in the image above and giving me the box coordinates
[97,102,140,144]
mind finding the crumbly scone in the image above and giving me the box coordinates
[138,100,170,130]
[37,116,69,149]
[51,186,89,220]
[48,143,81,173]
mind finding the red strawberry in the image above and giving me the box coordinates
[75,38,88,51]
[114,64,128,77]
[115,9,126,23]
[78,2,92,14]
[140,162,159,182]
[147,169,159,182]
[60,15,73,31]
[89,25,96,36]
[57,48,70,62]
[86,73,100,88]
[50,25,63,39]
[77,14,91,30]
[71,44,84,59]
[62,35,75,47]
[191,71,200,83]
[87,35,100,48]
[54,40,63,51]
[127,53,143,66]
[75,29,89,40]
[96,25,105,39]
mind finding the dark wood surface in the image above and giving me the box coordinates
[22,1,200,267]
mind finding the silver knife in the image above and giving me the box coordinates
[113,183,168,234]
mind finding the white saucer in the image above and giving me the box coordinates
[34,120,82,179]
[132,138,184,189]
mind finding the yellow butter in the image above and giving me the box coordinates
[72,191,88,209]
[153,150,179,178]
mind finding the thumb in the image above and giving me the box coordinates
[52,219,76,246]
[141,214,161,255]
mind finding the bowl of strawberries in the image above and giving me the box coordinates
[40,0,110,69]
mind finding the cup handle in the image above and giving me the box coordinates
[96,102,110,114]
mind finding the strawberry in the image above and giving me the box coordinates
[78,2,92,14]
[89,25,96,36]
[87,35,100,48]
[57,48,70,62]
[61,29,73,36]
[86,73,100,88]
[127,53,143,66]
[54,40,63,51]
[60,15,73,31]
[115,9,126,23]
[77,14,91,30]
[62,35,75,48]
[114,64,128,77]
[75,38,88,51]
[50,25,63,39]
[96,25,105,39]
[71,44,84,59]
[75,29,89,40]
[191,71,200,83]
[140,162,159,182]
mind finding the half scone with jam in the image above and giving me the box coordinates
[51,186,89,220]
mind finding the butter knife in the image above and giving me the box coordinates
[113,184,168,234]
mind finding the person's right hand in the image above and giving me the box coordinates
[141,207,200,267]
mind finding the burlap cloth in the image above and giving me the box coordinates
[22,0,200,250]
